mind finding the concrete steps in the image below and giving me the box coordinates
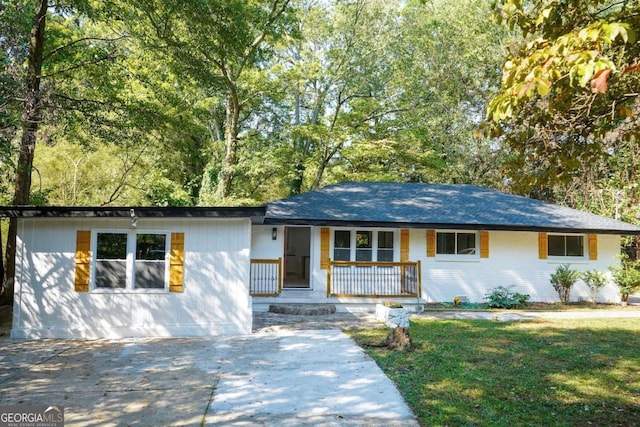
[268,304,337,316]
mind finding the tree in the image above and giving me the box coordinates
[115,0,296,203]
[266,0,508,196]
[1,0,47,304]
[486,1,640,205]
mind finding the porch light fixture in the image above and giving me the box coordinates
[130,208,138,228]
[272,227,277,240]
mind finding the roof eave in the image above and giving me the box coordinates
[0,206,267,219]
[263,218,640,235]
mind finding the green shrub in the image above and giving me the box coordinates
[581,270,607,305]
[485,285,529,309]
[550,264,580,304]
[610,256,640,303]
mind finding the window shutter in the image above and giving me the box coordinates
[480,231,489,258]
[169,232,185,293]
[400,229,410,262]
[320,227,330,269]
[426,229,436,257]
[538,232,548,259]
[75,230,91,292]
[589,234,598,261]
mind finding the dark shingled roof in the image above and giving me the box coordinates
[265,182,640,235]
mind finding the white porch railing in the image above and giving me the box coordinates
[327,260,421,298]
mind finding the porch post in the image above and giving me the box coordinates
[417,260,422,299]
[326,259,332,297]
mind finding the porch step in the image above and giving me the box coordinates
[268,304,337,316]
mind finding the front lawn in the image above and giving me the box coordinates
[349,318,640,426]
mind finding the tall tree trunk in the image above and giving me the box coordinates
[217,89,240,199]
[290,87,304,195]
[2,0,47,305]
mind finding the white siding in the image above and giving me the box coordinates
[414,230,622,304]
[250,225,283,259]
[251,226,624,305]
[12,217,253,339]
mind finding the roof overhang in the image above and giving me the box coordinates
[0,206,266,223]
[264,218,640,235]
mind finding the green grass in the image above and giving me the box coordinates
[348,318,640,426]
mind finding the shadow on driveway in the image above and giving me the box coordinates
[0,326,417,426]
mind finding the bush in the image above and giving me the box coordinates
[550,264,580,304]
[581,270,607,305]
[610,256,640,303]
[485,285,530,309]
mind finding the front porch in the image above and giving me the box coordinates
[250,258,425,312]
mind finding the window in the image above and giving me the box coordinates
[548,234,584,257]
[94,231,169,291]
[356,230,372,261]
[377,231,394,261]
[95,233,127,289]
[333,229,394,262]
[334,230,351,261]
[135,234,166,289]
[436,231,476,255]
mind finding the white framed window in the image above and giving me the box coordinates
[436,231,477,256]
[333,229,395,262]
[377,231,394,261]
[548,234,584,258]
[334,230,351,261]
[92,230,170,292]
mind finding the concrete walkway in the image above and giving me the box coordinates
[0,328,418,426]
[2,307,639,426]
[412,308,640,321]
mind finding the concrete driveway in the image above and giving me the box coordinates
[0,329,418,426]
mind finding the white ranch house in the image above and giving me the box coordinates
[3,182,640,339]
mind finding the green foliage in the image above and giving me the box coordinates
[610,256,640,302]
[484,285,529,308]
[485,0,640,218]
[0,0,514,208]
[581,269,608,304]
[550,264,580,303]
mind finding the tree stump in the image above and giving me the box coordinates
[384,326,413,352]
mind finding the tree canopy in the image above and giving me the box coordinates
[487,0,640,219]
[3,0,640,301]
[1,0,638,236]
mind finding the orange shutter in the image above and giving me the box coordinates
[400,229,410,262]
[426,229,436,257]
[75,230,91,292]
[320,227,330,269]
[589,234,598,261]
[169,232,185,292]
[480,231,489,258]
[538,232,548,259]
